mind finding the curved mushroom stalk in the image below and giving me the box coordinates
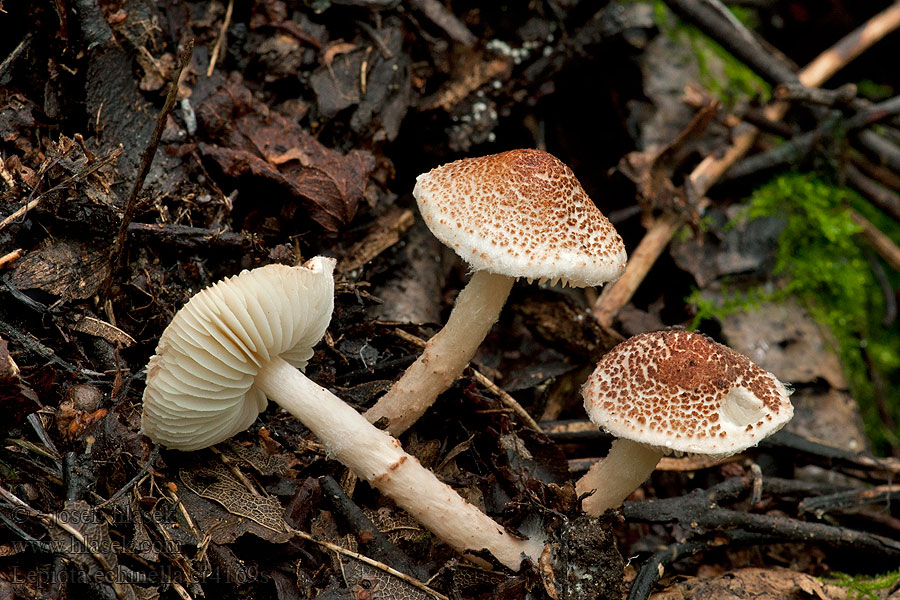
[365,150,627,436]
[575,439,663,516]
[577,330,794,517]
[364,271,514,436]
[141,259,542,570]
[258,357,542,569]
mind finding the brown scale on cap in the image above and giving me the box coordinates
[583,330,793,456]
[414,149,626,287]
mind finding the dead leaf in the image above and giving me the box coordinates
[196,75,375,233]
[8,238,111,300]
[650,568,844,600]
[71,315,136,347]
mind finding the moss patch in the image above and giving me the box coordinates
[688,173,900,454]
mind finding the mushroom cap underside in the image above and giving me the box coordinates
[414,149,626,287]
[141,257,335,451]
[583,329,793,457]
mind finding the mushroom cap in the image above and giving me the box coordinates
[414,149,626,287]
[583,330,793,456]
[141,257,335,451]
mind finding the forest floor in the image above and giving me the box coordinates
[2,1,900,599]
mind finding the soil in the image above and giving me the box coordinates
[1,1,900,599]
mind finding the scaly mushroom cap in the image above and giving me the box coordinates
[141,257,335,451]
[583,330,793,456]
[414,149,626,287]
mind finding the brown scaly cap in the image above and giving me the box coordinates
[583,330,793,456]
[414,149,626,287]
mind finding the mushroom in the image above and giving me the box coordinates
[575,329,793,516]
[365,149,627,435]
[141,258,542,570]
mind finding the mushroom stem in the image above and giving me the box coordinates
[575,439,664,516]
[364,270,516,436]
[257,356,540,570]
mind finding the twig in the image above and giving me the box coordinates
[0,33,31,81]
[407,0,477,46]
[0,316,105,378]
[845,163,900,222]
[126,222,247,249]
[849,209,900,273]
[319,475,423,579]
[773,82,858,106]
[799,484,900,517]
[800,1,900,88]
[856,128,900,174]
[665,0,797,85]
[391,329,542,431]
[853,151,900,191]
[865,249,898,326]
[722,117,835,182]
[0,148,121,232]
[206,0,234,77]
[0,248,22,269]
[0,485,132,600]
[107,39,194,294]
[96,445,161,508]
[627,531,778,600]
[592,2,900,324]
[846,93,900,130]
[288,526,451,600]
[623,480,900,559]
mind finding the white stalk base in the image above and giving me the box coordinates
[257,357,541,570]
[575,439,663,516]
[364,270,515,436]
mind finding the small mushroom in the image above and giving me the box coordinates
[575,329,794,516]
[142,258,542,570]
[365,149,626,435]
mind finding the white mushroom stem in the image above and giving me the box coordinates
[257,356,541,570]
[575,439,664,516]
[364,270,515,436]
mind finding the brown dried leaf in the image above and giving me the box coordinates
[71,315,136,347]
[650,568,844,600]
[179,463,292,541]
[8,238,111,300]
[196,75,375,233]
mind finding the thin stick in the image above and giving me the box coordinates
[0,485,130,600]
[0,248,22,269]
[799,1,900,88]
[391,328,542,431]
[850,209,900,273]
[288,526,451,600]
[107,39,194,288]
[0,149,121,232]
[96,445,161,508]
[592,3,900,324]
[206,0,234,77]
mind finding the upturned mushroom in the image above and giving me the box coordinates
[141,258,542,570]
[365,149,626,435]
[575,329,793,516]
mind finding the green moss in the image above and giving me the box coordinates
[688,173,900,454]
[855,79,894,101]
[825,569,900,599]
[651,1,770,105]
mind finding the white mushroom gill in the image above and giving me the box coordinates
[141,258,541,570]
